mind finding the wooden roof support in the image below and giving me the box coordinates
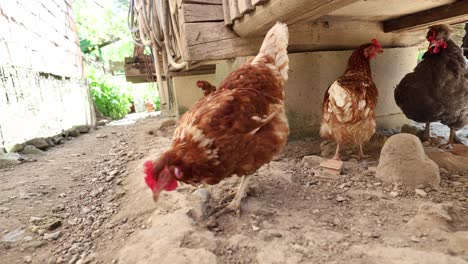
[384,0,468,33]
[232,0,360,37]
[181,20,426,61]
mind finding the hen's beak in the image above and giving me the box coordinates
[429,41,436,48]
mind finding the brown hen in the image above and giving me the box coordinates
[144,22,290,217]
[320,39,383,160]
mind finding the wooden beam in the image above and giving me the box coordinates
[180,3,224,23]
[181,20,426,61]
[384,0,468,33]
[232,0,360,37]
[182,0,222,5]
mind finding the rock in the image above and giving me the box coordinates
[301,155,324,168]
[0,153,22,167]
[53,135,64,144]
[75,125,90,133]
[30,216,43,224]
[48,220,62,230]
[67,128,80,138]
[192,188,211,203]
[451,144,468,157]
[25,138,49,150]
[349,245,468,264]
[8,143,25,153]
[23,256,32,263]
[389,191,399,198]
[425,147,468,173]
[400,124,422,136]
[61,130,70,138]
[22,145,45,155]
[159,118,177,129]
[1,228,25,242]
[96,134,108,139]
[44,231,61,240]
[376,134,440,187]
[68,255,79,264]
[46,138,55,147]
[447,231,468,255]
[415,189,427,197]
[336,195,346,202]
[406,203,460,235]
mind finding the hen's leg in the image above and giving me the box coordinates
[421,122,431,141]
[350,144,371,161]
[211,175,251,218]
[448,127,456,145]
[332,144,341,161]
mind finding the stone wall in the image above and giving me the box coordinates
[0,0,93,151]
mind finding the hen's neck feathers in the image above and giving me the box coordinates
[345,47,372,76]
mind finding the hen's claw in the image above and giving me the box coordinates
[210,200,242,219]
[208,175,251,220]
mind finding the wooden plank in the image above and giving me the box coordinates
[182,0,222,5]
[229,0,241,21]
[181,3,224,23]
[232,0,360,37]
[180,21,426,61]
[222,0,232,25]
[251,0,268,5]
[463,24,468,58]
[384,1,468,33]
[238,0,255,15]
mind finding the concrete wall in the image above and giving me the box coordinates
[0,0,83,77]
[214,47,417,138]
[172,74,217,115]
[0,0,93,151]
[0,65,93,150]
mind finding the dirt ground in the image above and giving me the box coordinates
[1,115,467,264]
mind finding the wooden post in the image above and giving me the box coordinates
[463,23,468,58]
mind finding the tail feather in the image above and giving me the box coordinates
[252,22,289,81]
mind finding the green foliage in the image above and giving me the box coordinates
[74,0,161,116]
[87,69,132,119]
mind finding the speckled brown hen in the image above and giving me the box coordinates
[320,39,383,160]
[395,25,468,145]
[144,22,290,217]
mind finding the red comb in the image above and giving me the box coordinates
[371,38,381,48]
[144,161,157,190]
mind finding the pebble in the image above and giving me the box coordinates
[389,191,399,198]
[30,216,43,223]
[23,256,32,263]
[81,207,91,214]
[415,189,428,197]
[193,188,211,203]
[252,225,260,231]
[336,195,346,202]
[44,231,61,240]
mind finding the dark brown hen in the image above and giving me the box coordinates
[395,24,468,144]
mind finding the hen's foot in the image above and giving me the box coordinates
[208,175,251,220]
[210,199,243,219]
[351,153,371,161]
